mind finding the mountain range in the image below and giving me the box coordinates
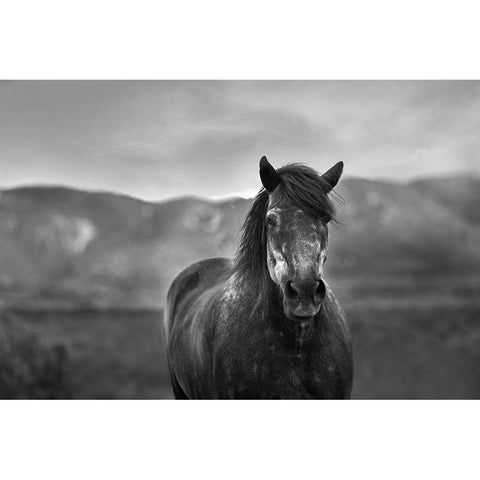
[0,176,479,309]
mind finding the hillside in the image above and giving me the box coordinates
[0,177,479,309]
[330,177,480,275]
[410,177,480,226]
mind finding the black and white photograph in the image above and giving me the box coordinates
[0,2,478,478]
[0,80,478,400]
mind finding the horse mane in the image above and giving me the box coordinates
[232,163,337,280]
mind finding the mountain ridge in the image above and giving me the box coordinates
[1,176,479,309]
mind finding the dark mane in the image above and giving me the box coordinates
[233,163,337,279]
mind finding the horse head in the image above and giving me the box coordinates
[259,156,343,322]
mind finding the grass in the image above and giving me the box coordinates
[349,303,480,398]
[0,310,172,399]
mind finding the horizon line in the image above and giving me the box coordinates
[1,171,478,203]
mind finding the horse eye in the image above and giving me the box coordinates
[266,217,276,228]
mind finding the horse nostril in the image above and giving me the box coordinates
[315,279,326,301]
[286,279,325,303]
[285,281,299,300]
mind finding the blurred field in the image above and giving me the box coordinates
[1,274,479,399]
[0,310,172,399]
[335,273,480,399]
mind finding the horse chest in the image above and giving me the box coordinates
[214,337,346,399]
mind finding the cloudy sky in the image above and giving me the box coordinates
[0,80,478,201]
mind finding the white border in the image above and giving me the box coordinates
[0,0,479,79]
[0,401,478,480]
[0,1,478,479]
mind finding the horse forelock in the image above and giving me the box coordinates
[275,163,338,222]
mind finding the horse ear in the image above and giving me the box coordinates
[259,156,280,192]
[321,161,344,191]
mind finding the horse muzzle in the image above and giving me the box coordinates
[282,277,326,321]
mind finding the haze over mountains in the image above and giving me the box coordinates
[0,176,479,310]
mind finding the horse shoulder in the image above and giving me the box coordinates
[164,257,232,338]
[164,258,234,398]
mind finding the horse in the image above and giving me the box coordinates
[164,156,353,399]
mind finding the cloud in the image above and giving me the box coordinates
[0,81,478,200]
